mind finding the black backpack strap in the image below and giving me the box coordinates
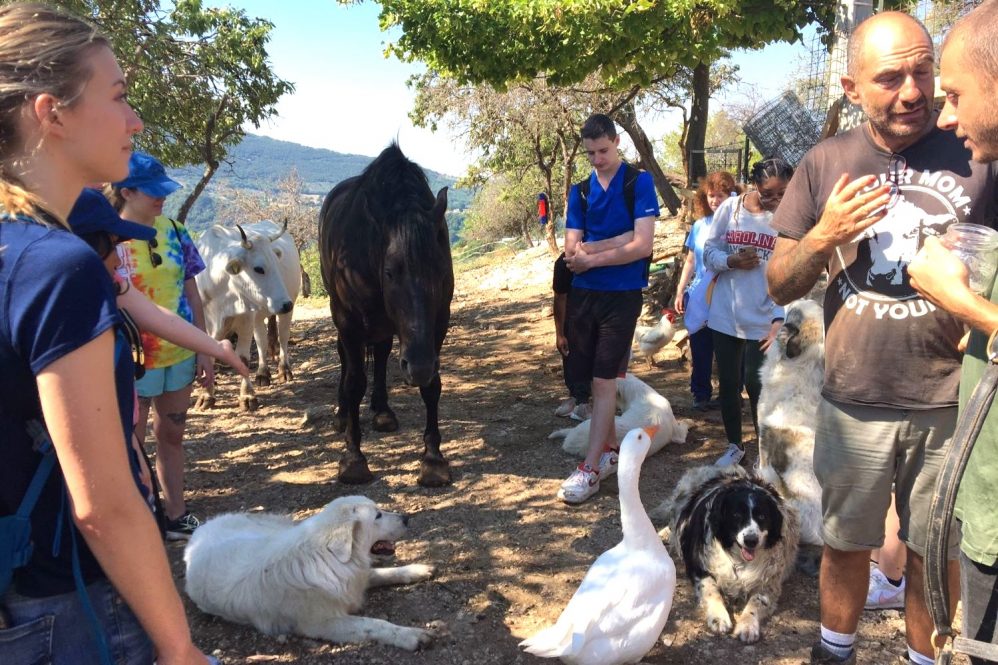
[621,162,640,221]
[576,175,591,220]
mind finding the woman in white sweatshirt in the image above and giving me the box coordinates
[703,158,794,466]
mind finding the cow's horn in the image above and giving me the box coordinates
[269,218,288,242]
[236,224,253,249]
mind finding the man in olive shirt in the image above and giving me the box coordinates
[908,3,998,662]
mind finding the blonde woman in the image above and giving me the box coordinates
[0,3,211,663]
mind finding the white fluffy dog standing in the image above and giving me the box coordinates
[184,496,435,651]
[550,374,689,457]
[755,299,825,550]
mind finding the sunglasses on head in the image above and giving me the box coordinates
[147,236,162,268]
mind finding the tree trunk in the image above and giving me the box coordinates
[177,159,218,224]
[686,62,710,188]
[534,134,561,257]
[176,93,230,224]
[615,102,681,215]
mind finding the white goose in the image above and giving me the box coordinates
[520,426,676,665]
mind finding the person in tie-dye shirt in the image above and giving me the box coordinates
[109,151,209,541]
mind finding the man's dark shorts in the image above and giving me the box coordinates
[565,287,642,381]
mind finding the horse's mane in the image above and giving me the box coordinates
[360,142,435,221]
[359,142,447,264]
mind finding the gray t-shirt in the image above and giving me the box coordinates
[772,123,998,409]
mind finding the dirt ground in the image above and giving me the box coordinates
[170,226,945,665]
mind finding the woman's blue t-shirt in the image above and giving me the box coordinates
[0,217,142,597]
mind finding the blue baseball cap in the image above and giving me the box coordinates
[67,188,157,241]
[113,151,182,198]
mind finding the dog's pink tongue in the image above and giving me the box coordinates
[741,547,756,562]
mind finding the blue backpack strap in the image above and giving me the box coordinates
[18,421,57,521]
[0,421,57,594]
[28,421,115,665]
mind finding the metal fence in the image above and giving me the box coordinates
[688,144,746,183]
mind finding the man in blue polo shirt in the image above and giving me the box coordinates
[558,113,659,504]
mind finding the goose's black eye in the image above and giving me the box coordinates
[375,511,382,520]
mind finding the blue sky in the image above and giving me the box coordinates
[213,0,812,177]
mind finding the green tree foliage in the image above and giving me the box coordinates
[49,0,293,222]
[358,0,836,203]
[371,1,834,89]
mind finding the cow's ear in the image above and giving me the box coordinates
[225,259,243,275]
[433,187,448,222]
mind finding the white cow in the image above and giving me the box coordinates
[195,219,302,411]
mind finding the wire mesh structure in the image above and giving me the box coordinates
[688,145,744,180]
[743,92,823,167]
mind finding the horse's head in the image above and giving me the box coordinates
[381,186,454,387]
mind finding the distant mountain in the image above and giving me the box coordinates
[163,133,472,233]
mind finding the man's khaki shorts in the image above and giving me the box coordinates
[813,396,961,558]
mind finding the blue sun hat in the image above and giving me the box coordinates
[113,151,182,198]
[67,188,156,241]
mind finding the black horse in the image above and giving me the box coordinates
[318,143,454,487]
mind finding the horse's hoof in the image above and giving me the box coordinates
[255,371,272,387]
[240,396,259,412]
[372,410,399,432]
[338,456,374,484]
[417,458,451,487]
[277,366,293,384]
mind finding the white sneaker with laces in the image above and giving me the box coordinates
[557,465,600,504]
[598,448,619,478]
[865,566,905,610]
[715,443,745,467]
[554,397,577,417]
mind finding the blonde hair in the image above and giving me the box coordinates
[103,182,126,212]
[0,2,109,220]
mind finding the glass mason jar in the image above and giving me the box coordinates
[940,223,998,295]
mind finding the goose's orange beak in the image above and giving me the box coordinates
[643,425,660,439]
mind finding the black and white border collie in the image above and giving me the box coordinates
[652,465,799,643]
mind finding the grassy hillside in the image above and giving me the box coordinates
[164,134,473,232]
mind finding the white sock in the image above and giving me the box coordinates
[820,625,856,659]
[908,646,934,665]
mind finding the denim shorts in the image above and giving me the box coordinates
[136,354,196,398]
[0,578,153,664]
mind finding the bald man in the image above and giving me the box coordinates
[766,11,998,665]
[907,3,998,662]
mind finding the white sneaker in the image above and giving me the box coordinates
[554,397,577,417]
[715,443,745,467]
[569,402,592,421]
[865,566,905,610]
[557,465,600,504]
[598,448,619,478]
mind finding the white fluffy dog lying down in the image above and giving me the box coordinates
[550,373,690,457]
[183,496,436,651]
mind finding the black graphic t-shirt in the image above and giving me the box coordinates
[772,123,998,409]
